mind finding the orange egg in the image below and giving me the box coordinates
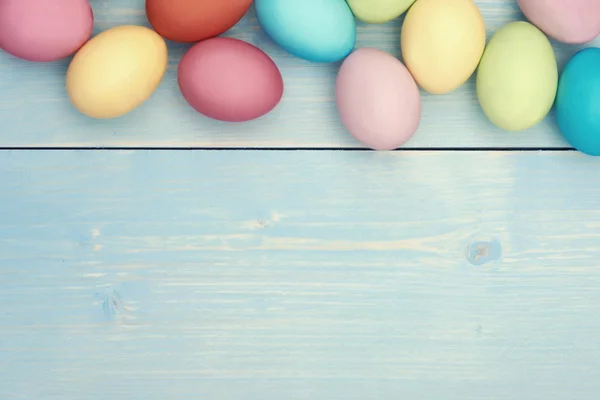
[146,0,253,43]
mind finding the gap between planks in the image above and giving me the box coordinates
[0,147,577,152]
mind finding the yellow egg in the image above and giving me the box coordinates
[66,25,168,119]
[401,0,486,94]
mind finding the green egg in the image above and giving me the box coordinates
[347,0,416,23]
[476,21,558,132]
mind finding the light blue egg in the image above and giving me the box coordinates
[556,48,600,156]
[255,0,356,63]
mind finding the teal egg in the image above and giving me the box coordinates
[556,48,600,156]
[255,0,356,63]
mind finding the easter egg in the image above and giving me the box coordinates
[66,26,168,119]
[401,0,486,94]
[178,38,284,122]
[336,48,421,150]
[255,0,356,63]
[517,0,600,44]
[347,0,416,23]
[556,48,600,155]
[146,0,253,43]
[476,22,558,131]
[0,0,93,62]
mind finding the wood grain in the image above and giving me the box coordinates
[1,150,600,399]
[1,0,597,148]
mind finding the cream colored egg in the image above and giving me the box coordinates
[401,0,486,94]
[66,25,168,119]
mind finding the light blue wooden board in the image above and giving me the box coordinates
[1,150,600,399]
[0,0,597,148]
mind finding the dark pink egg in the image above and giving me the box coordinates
[178,37,284,122]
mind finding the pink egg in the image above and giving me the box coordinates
[336,48,421,150]
[517,0,600,44]
[0,0,93,62]
[178,38,284,122]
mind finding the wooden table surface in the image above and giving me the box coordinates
[1,1,600,399]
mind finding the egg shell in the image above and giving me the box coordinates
[255,0,356,63]
[347,0,416,23]
[0,0,93,62]
[476,21,558,132]
[66,26,168,119]
[401,0,486,94]
[517,0,600,44]
[336,48,421,150]
[146,0,252,43]
[178,38,284,122]
[556,48,600,155]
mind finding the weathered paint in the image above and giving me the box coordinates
[1,150,600,399]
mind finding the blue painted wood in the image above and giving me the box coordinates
[1,0,597,148]
[1,150,600,399]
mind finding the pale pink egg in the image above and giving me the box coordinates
[336,48,421,150]
[178,38,284,122]
[517,0,600,44]
[0,0,93,62]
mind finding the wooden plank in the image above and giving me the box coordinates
[1,0,595,149]
[1,149,600,399]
